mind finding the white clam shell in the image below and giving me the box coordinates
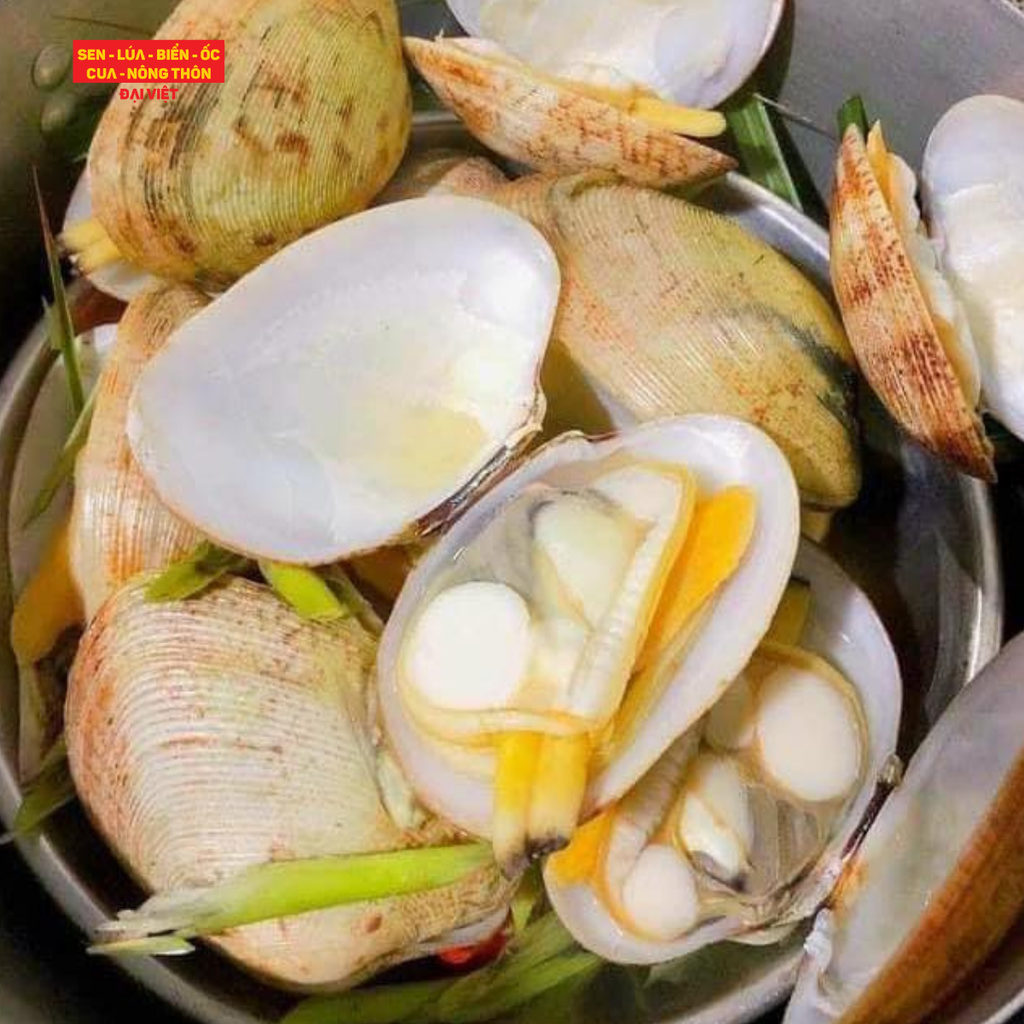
[546,543,902,965]
[445,0,785,108]
[379,415,801,837]
[66,576,508,990]
[127,196,560,565]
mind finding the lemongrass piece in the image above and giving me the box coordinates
[0,737,75,845]
[282,979,453,1024]
[60,216,108,252]
[724,88,804,211]
[93,844,493,950]
[493,732,543,878]
[144,541,250,603]
[259,562,349,622]
[77,235,124,274]
[837,93,869,138]
[86,936,195,958]
[35,169,85,416]
[526,734,589,858]
[23,388,95,526]
[321,564,385,637]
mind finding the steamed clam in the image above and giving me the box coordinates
[489,173,861,509]
[127,196,560,564]
[544,545,900,963]
[66,576,509,989]
[830,119,995,480]
[378,416,802,874]
[68,0,411,292]
[374,147,508,205]
[404,37,736,189]
[785,631,1024,1024]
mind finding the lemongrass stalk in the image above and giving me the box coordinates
[0,736,75,845]
[282,979,452,1024]
[259,562,348,622]
[87,936,195,957]
[837,94,869,138]
[23,387,95,526]
[723,89,804,212]
[510,866,543,934]
[145,541,251,603]
[93,844,492,952]
[321,565,384,637]
[34,169,85,416]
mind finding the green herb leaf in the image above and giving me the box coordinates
[22,386,95,527]
[837,94,869,139]
[723,89,804,211]
[145,542,251,603]
[259,562,349,622]
[91,844,493,955]
[282,979,452,1024]
[0,736,76,845]
[35,169,85,417]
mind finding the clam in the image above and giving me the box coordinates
[922,94,1024,443]
[71,0,411,292]
[66,576,509,989]
[70,283,206,621]
[830,121,995,480]
[375,148,508,205]
[404,37,735,189]
[784,630,1024,1024]
[378,415,802,876]
[127,196,560,565]
[490,173,861,509]
[445,0,786,109]
[544,544,900,964]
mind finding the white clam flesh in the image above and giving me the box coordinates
[127,196,560,564]
[545,544,901,965]
[445,0,786,109]
[923,94,1024,442]
[378,416,801,855]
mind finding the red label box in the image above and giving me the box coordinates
[72,39,225,85]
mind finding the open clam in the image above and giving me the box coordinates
[544,544,901,964]
[830,121,995,480]
[379,415,802,875]
[444,0,786,109]
[922,94,1024,444]
[489,173,861,509]
[69,0,411,292]
[127,196,560,565]
[404,37,736,189]
[66,575,509,990]
[784,630,1024,1024]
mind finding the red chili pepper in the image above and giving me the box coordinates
[436,926,508,969]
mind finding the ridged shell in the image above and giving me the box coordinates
[404,37,735,189]
[88,0,411,290]
[491,173,861,508]
[70,284,206,621]
[65,576,509,990]
[830,125,995,481]
[784,630,1024,1024]
[375,148,508,205]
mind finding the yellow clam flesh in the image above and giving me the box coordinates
[784,630,1024,1024]
[78,0,412,292]
[830,121,995,480]
[378,416,802,876]
[66,576,510,990]
[127,196,560,564]
[489,173,861,509]
[445,0,785,109]
[544,544,900,963]
[404,37,736,189]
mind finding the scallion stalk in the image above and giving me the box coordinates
[91,844,492,955]
[259,562,349,622]
[0,736,75,845]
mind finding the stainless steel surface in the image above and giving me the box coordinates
[0,1,1019,1022]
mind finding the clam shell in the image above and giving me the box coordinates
[491,173,861,508]
[784,630,1024,1024]
[545,542,902,965]
[374,147,508,205]
[88,0,411,290]
[70,283,205,621]
[66,576,509,990]
[404,37,735,189]
[830,125,994,481]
